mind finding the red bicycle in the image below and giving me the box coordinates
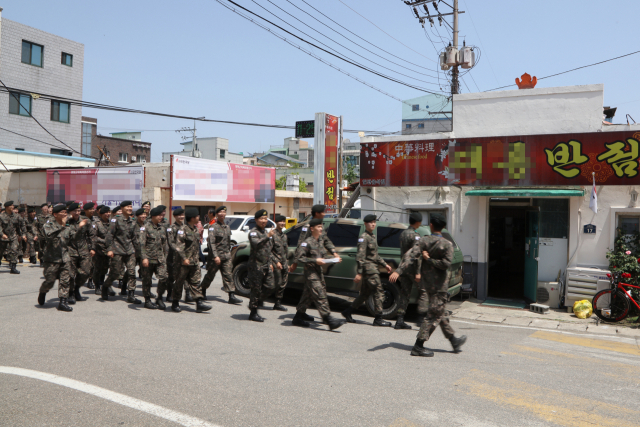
[592,271,640,322]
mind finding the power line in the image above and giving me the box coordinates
[461,0,499,86]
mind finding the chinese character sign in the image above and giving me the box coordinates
[360,131,640,186]
[324,114,339,211]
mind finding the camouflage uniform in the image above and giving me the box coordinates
[396,234,455,342]
[201,221,234,294]
[140,221,168,298]
[81,214,96,284]
[294,235,331,317]
[67,217,92,291]
[39,221,72,298]
[36,213,52,261]
[248,226,275,310]
[166,220,181,296]
[0,212,19,263]
[351,230,389,315]
[92,218,111,288]
[173,223,204,300]
[23,215,38,259]
[104,215,137,291]
[15,214,27,259]
[271,227,289,300]
[123,219,145,285]
[397,227,424,316]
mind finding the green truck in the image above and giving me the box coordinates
[231,218,464,319]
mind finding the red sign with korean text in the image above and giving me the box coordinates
[324,115,339,211]
[360,131,640,186]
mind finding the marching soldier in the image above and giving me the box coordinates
[142,201,151,216]
[95,206,115,297]
[140,207,168,310]
[271,214,289,311]
[81,203,97,289]
[247,209,277,322]
[341,215,393,327]
[25,208,39,264]
[14,207,27,264]
[66,203,93,304]
[103,201,141,304]
[0,201,21,274]
[109,205,126,295]
[390,214,467,357]
[37,204,84,312]
[18,207,28,263]
[200,206,241,304]
[292,218,345,330]
[394,212,424,330]
[165,207,184,303]
[129,208,147,285]
[172,208,211,313]
[36,203,51,265]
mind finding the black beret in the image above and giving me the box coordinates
[52,205,66,214]
[275,214,287,222]
[17,207,25,213]
[254,209,268,219]
[150,207,163,217]
[112,206,121,214]
[142,201,151,207]
[311,204,325,214]
[185,207,199,220]
[68,203,80,211]
[135,208,146,216]
[157,205,166,211]
[28,208,35,213]
[430,213,446,229]
[40,203,48,208]
[309,218,322,227]
[99,206,110,214]
[173,208,185,216]
[83,202,95,210]
[215,206,227,214]
[4,201,14,208]
[363,214,377,223]
[96,204,104,210]
[120,200,132,208]
[409,212,423,224]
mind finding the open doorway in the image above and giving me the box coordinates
[488,206,527,300]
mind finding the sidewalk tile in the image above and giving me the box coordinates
[451,311,482,321]
[586,324,617,335]
[557,323,588,332]
[476,314,506,323]
[616,327,640,338]
[529,319,559,329]
[503,317,532,326]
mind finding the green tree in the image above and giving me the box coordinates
[343,162,359,185]
[275,175,286,190]
[298,176,307,192]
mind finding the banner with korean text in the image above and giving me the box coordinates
[171,155,275,203]
[360,130,640,187]
[323,114,339,211]
[46,167,143,208]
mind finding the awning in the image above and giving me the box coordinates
[465,189,585,197]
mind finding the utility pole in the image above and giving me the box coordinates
[176,117,204,158]
[451,0,460,95]
[338,115,343,213]
[192,119,197,158]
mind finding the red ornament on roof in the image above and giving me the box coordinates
[516,73,537,89]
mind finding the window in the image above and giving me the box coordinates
[533,199,569,238]
[405,124,411,129]
[286,225,304,246]
[376,226,402,249]
[418,123,425,128]
[119,152,128,162]
[619,217,639,235]
[326,222,361,247]
[61,52,73,67]
[138,154,146,162]
[225,217,244,230]
[245,218,276,231]
[251,160,255,165]
[412,104,419,111]
[15,148,24,151]
[9,92,32,116]
[21,40,44,67]
[220,149,226,159]
[51,100,70,123]
[50,148,72,156]
[81,123,92,157]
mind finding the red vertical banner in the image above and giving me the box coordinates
[324,114,339,212]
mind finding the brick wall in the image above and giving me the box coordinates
[91,134,151,166]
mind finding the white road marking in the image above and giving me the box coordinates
[0,366,221,427]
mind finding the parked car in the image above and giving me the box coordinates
[230,218,464,319]
[201,215,276,254]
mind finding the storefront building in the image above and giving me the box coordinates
[360,84,640,307]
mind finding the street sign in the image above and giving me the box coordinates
[295,120,314,138]
[584,224,596,234]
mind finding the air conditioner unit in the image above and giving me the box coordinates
[131,156,136,161]
[537,281,561,308]
[565,267,610,308]
[141,160,146,164]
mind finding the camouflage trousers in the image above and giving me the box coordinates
[23,233,37,258]
[273,262,289,300]
[141,261,167,299]
[40,261,71,298]
[123,257,140,289]
[105,254,136,291]
[69,254,92,290]
[92,254,110,287]
[418,291,455,341]
[38,237,46,261]
[398,273,428,316]
[201,257,234,293]
[351,272,384,315]
[0,238,19,263]
[298,270,330,318]
[248,265,275,310]
[166,250,175,293]
[174,262,203,301]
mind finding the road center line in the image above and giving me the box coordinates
[0,366,221,427]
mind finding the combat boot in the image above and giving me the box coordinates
[30,256,37,264]
[94,280,102,295]
[324,315,346,331]
[57,298,73,312]
[119,280,127,295]
[9,263,20,274]
[108,285,116,297]
[85,278,94,289]
[68,292,76,305]
[171,300,181,313]
[301,311,315,322]
[144,297,157,310]
[196,298,212,313]
[166,288,173,302]
[341,306,356,323]
[291,311,310,327]
[37,292,46,306]
[73,286,84,302]
[449,335,467,353]
[39,260,43,267]
[273,299,287,311]
[127,290,141,304]
[18,256,23,264]
[101,284,109,301]
[410,340,434,357]
[249,308,264,322]
[156,297,166,310]
[373,316,392,327]
[394,315,412,330]
[228,292,242,305]
[185,289,194,303]
[201,288,207,299]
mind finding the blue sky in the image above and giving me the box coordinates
[4,0,639,161]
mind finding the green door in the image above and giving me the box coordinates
[524,209,540,303]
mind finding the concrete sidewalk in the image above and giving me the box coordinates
[449,298,640,338]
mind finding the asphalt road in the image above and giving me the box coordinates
[1,262,639,427]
